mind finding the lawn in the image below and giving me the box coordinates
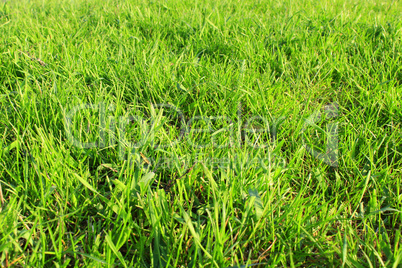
[0,0,402,267]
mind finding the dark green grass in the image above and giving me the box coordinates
[0,0,402,267]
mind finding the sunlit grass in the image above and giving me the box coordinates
[0,0,401,267]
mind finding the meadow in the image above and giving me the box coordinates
[0,0,402,267]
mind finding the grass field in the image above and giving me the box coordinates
[1,0,402,267]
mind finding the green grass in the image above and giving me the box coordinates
[1,0,402,266]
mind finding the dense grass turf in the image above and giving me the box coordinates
[1,0,402,266]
